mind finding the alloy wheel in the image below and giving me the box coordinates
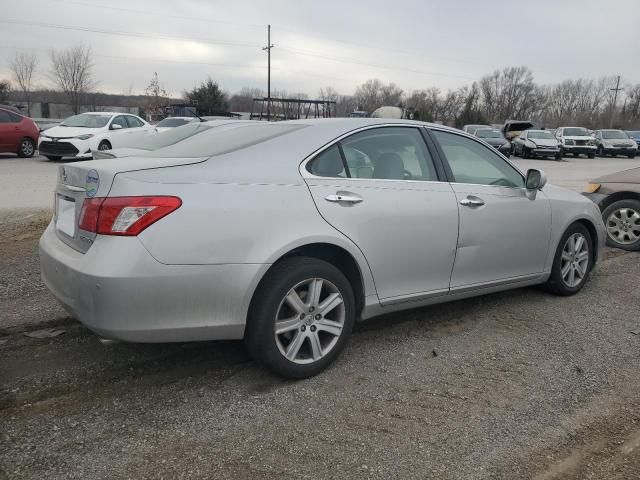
[606,208,640,245]
[21,139,34,156]
[560,233,590,288]
[98,142,110,150]
[274,277,345,365]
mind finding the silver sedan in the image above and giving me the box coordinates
[40,119,605,378]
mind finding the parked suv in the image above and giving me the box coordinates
[0,107,40,158]
[594,129,637,158]
[555,127,596,158]
[625,131,640,155]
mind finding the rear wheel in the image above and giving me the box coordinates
[602,199,640,251]
[245,257,355,378]
[17,138,35,158]
[544,223,593,296]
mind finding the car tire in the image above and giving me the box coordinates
[588,153,595,159]
[597,145,604,157]
[627,154,635,159]
[98,140,112,151]
[543,223,593,296]
[555,153,562,160]
[17,138,36,158]
[45,155,62,161]
[522,147,530,159]
[602,199,640,251]
[245,256,355,379]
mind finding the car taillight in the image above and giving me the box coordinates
[79,196,181,236]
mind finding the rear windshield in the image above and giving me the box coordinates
[506,122,534,132]
[602,130,627,140]
[528,131,554,139]
[475,129,502,138]
[156,118,196,128]
[563,127,589,136]
[143,123,307,158]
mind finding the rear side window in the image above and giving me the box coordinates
[308,145,347,178]
[307,126,438,181]
[432,130,524,188]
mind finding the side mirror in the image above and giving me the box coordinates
[526,169,547,190]
[110,123,123,130]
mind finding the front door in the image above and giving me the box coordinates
[430,129,552,288]
[303,126,459,302]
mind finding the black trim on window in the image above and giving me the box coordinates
[336,142,351,178]
[419,128,449,182]
[423,128,455,182]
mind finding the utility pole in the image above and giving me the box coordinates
[262,24,274,120]
[609,75,622,128]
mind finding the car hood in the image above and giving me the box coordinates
[563,136,592,141]
[42,125,104,138]
[592,166,640,184]
[529,138,558,147]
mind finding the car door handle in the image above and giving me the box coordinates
[325,192,363,204]
[459,196,485,207]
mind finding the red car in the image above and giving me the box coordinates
[0,107,40,158]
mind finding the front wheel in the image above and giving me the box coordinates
[555,153,562,160]
[597,145,605,157]
[588,152,595,159]
[522,147,530,159]
[602,199,640,251]
[97,140,111,151]
[544,223,593,296]
[17,138,35,158]
[245,257,355,378]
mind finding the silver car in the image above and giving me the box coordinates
[40,119,605,378]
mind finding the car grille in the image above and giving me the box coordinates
[39,141,79,156]
[613,143,628,148]
[575,140,586,146]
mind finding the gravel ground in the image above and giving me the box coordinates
[1,205,640,479]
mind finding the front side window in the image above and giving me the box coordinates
[111,116,128,129]
[602,130,627,140]
[432,130,524,188]
[528,131,555,140]
[0,110,12,123]
[126,116,144,128]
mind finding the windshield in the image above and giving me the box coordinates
[61,113,111,128]
[156,118,196,128]
[475,129,502,138]
[602,130,628,140]
[563,127,589,136]
[144,123,306,158]
[528,131,554,140]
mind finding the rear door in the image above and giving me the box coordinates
[429,128,551,289]
[0,109,21,150]
[302,125,459,303]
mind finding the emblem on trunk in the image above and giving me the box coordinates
[86,169,99,197]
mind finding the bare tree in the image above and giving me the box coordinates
[10,50,38,115]
[49,44,96,114]
[0,79,11,102]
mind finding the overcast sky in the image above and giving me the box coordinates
[1,0,638,98]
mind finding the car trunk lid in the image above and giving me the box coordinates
[53,156,207,253]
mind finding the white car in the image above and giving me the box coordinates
[38,112,153,160]
[555,127,596,158]
[154,116,201,133]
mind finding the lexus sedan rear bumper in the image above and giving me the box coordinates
[39,222,268,342]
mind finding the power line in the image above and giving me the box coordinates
[0,19,262,49]
[47,0,483,69]
[609,75,622,128]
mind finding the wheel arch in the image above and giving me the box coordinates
[248,242,370,321]
[599,191,640,211]
[572,217,599,265]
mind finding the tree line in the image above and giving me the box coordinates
[2,45,638,129]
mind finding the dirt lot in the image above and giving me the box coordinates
[1,202,640,479]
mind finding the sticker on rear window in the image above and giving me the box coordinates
[86,169,99,197]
